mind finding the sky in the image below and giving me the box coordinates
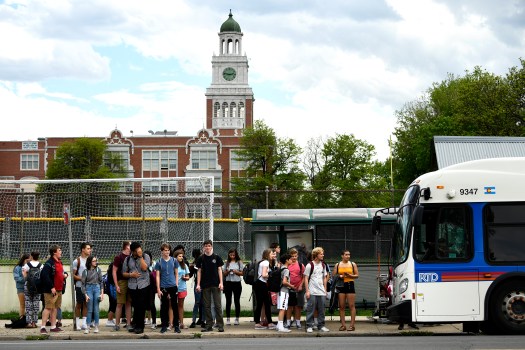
[1,0,524,161]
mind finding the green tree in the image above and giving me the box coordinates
[230,120,305,212]
[303,134,390,208]
[393,61,525,187]
[40,138,126,217]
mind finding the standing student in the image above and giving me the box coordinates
[276,253,294,333]
[13,253,30,319]
[196,240,225,332]
[335,249,359,331]
[285,247,305,329]
[39,245,66,334]
[304,247,330,333]
[189,248,203,328]
[122,241,151,334]
[174,249,190,329]
[143,250,157,329]
[253,248,275,330]
[22,251,41,328]
[112,241,131,331]
[223,248,244,326]
[72,242,92,331]
[155,243,180,334]
[81,256,104,334]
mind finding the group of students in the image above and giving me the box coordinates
[13,240,359,335]
[251,244,359,333]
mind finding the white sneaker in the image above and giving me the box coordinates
[319,326,330,332]
[278,327,291,333]
[105,320,115,327]
[306,327,313,333]
[268,323,276,330]
[84,328,89,334]
[94,326,99,333]
[144,320,151,325]
[151,323,157,329]
[226,318,231,326]
[295,322,302,329]
[234,319,239,326]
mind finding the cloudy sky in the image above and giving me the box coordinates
[1,0,524,160]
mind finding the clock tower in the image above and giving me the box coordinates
[205,10,254,135]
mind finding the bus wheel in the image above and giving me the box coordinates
[491,281,525,334]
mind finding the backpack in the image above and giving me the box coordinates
[106,262,114,286]
[26,262,42,295]
[242,260,260,286]
[267,266,287,292]
[5,315,27,329]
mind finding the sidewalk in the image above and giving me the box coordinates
[1,317,464,340]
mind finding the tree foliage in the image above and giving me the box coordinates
[393,60,525,187]
[230,120,305,212]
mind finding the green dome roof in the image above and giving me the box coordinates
[220,10,241,33]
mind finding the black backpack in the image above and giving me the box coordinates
[267,266,287,292]
[26,262,42,295]
[242,260,260,285]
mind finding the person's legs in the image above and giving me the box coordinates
[305,295,315,328]
[211,286,224,329]
[93,285,101,325]
[178,295,185,328]
[201,287,212,330]
[168,287,179,331]
[232,282,242,320]
[316,296,326,328]
[338,293,347,328]
[253,281,265,324]
[86,285,94,326]
[224,281,233,320]
[17,292,25,317]
[160,289,169,329]
[348,293,356,329]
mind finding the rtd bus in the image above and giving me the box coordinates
[373,158,525,334]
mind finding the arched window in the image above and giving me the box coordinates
[230,102,237,118]
[214,102,220,118]
[239,102,245,119]
[222,102,229,118]
[227,39,233,54]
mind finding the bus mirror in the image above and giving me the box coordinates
[372,215,381,236]
[412,205,424,226]
[422,187,431,201]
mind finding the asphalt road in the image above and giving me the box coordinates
[1,336,525,350]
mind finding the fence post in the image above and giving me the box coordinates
[238,217,245,259]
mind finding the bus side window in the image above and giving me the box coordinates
[437,207,469,260]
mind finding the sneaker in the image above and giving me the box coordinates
[319,326,330,332]
[254,324,267,330]
[226,318,231,326]
[122,323,128,328]
[94,327,99,334]
[201,328,213,332]
[295,321,302,329]
[84,328,89,334]
[174,326,181,334]
[106,320,116,327]
[114,325,120,331]
[90,321,95,328]
[234,319,239,326]
[40,327,48,334]
[212,323,219,329]
[134,328,144,334]
[50,327,63,333]
[144,320,151,325]
[56,321,62,327]
[196,319,203,326]
[128,327,135,333]
[81,325,87,330]
[189,322,196,328]
[151,323,157,330]
[166,325,172,331]
[268,323,277,330]
[278,327,291,333]
[218,328,224,332]
[160,327,167,334]
[306,327,313,333]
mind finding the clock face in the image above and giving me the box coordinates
[223,67,236,81]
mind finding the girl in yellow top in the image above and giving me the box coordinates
[335,250,359,331]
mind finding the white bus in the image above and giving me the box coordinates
[373,158,525,334]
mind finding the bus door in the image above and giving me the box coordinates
[413,205,479,317]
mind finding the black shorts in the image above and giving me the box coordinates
[288,290,298,306]
[75,286,86,304]
[336,281,355,294]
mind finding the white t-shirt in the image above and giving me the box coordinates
[22,260,42,272]
[72,256,87,287]
[257,260,269,283]
[304,261,327,296]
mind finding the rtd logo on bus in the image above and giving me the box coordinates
[417,272,440,283]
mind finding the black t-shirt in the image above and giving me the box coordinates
[196,253,224,289]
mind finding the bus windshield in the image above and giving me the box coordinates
[392,184,420,266]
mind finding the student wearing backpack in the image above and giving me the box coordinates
[72,242,92,331]
[112,241,131,331]
[155,243,180,334]
[14,253,30,319]
[253,248,276,330]
[39,244,67,334]
[276,253,294,333]
[304,247,330,333]
[81,256,104,334]
[22,251,41,328]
